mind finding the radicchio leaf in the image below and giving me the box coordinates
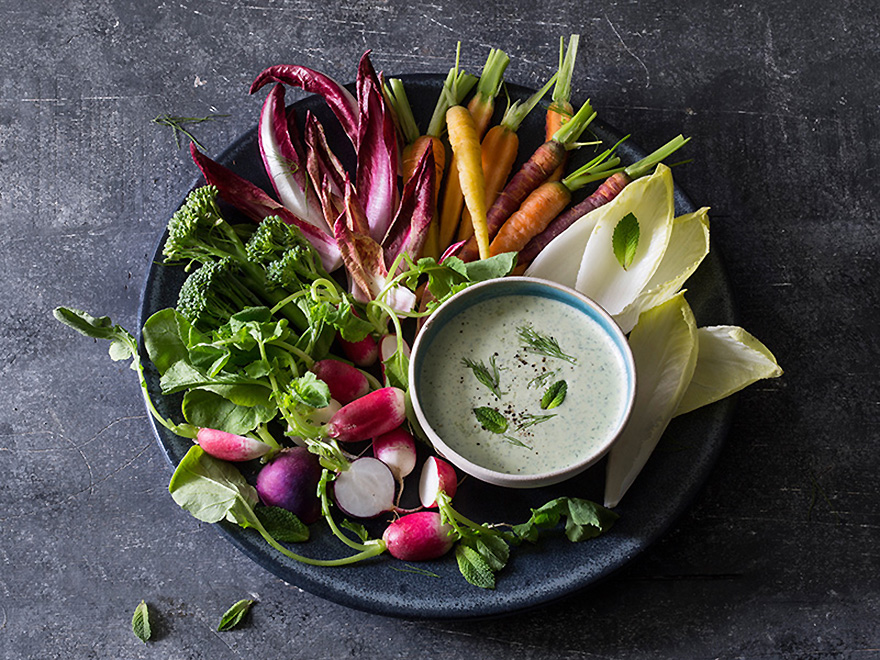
[382,143,435,272]
[258,83,327,230]
[355,51,400,243]
[250,64,359,147]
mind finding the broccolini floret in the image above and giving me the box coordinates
[163,186,249,266]
[176,258,265,330]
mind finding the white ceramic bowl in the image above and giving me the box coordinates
[409,277,637,489]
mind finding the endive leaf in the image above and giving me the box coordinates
[576,164,675,315]
[615,207,711,333]
[604,292,698,508]
[523,208,599,288]
[675,325,783,416]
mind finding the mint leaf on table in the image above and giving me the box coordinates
[217,598,255,632]
[455,544,496,590]
[131,600,151,643]
[612,212,640,270]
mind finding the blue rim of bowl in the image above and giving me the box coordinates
[409,276,637,489]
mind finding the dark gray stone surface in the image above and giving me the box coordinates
[1,1,877,658]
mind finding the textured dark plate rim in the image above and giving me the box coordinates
[138,73,736,620]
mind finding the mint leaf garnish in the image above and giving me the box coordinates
[612,212,640,270]
[473,407,509,434]
[540,380,568,410]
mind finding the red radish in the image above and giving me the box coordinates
[312,359,370,405]
[195,428,273,462]
[419,456,458,508]
[372,428,417,480]
[339,333,380,367]
[326,387,406,443]
[382,511,456,561]
[332,457,397,518]
[256,448,322,524]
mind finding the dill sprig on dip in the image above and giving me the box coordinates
[516,324,578,364]
[462,355,505,398]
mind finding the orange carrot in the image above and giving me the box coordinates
[488,181,571,256]
[488,144,622,257]
[446,105,490,259]
[456,99,597,262]
[458,74,557,242]
[438,48,509,250]
[545,35,580,181]
[384,56,476,259]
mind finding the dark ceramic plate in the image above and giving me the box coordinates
[139,74,735,620]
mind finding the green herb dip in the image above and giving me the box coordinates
[418,294,629,476]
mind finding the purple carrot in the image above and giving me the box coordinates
[456,99,597,262]
[250,64,359,147]
[518,134,690,267]
[190,143,342,272]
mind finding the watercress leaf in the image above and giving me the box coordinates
[109,338,134,362]
[168,446,259,524]
[142,308,199,374]
[217,599,255,632]
[159,361,265,394]
[182,389,275,435]
[131,600,151,643]
[188,343,231,376]
[540,380,568,410]
[612,212,640,270]
[563,498,620,542]
[53,307,120,341]
[455,544,496,589]
[473,407,508,434]
[382,344,409,390]
[243,358,273,379]
[312,299,373,343]
[289,372,331,408]
[463,251,517,282]
[340,519,370,543]
[255,506,309,542]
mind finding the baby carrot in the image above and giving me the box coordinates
[446,105,490,259]
[545,34,580,181]
[488,145,621,256]
[457,98,597,261]
[438,48,509,250]
[517,135,691,267]
[458,74,557,242]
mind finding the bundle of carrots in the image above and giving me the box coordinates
[385,36,689,268]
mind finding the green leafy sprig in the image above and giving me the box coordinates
[517,324,577,364]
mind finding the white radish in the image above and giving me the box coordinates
[372,428,417,481]
[304,398,342,426]
[379,333,411,387]
[332,457,397,519]
[419,456,458,508]
[195,428,273,462]
[311,359,370,405]
[326,387,406,443]
[382,511,456,561]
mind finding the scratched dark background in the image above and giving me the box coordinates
[2,1,878,658]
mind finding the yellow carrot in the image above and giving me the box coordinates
[446,105,489,259]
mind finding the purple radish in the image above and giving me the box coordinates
[372,428,417,480]
[196,428,273,462]
[312,359,370,405]
[326,387,406,443]
[256,447,322,524]
[419,456,458,508]
[382,511,456,561]
[332,457,396,518]
[339,333,379,367]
